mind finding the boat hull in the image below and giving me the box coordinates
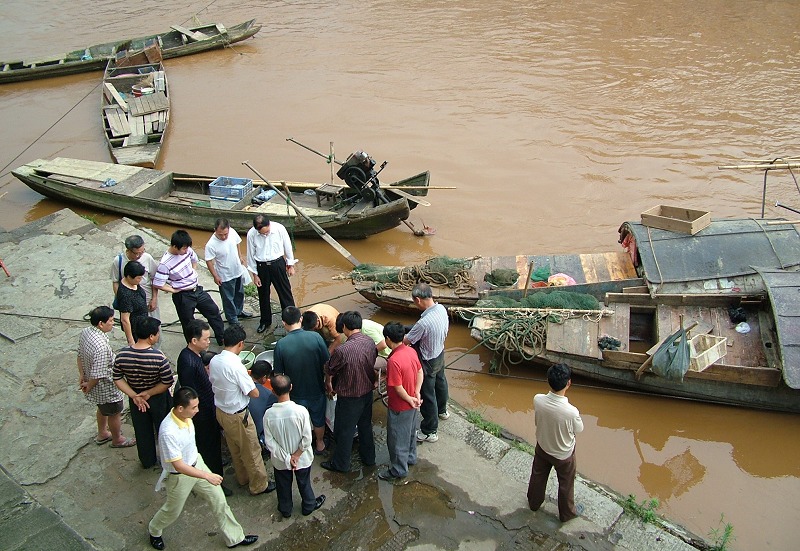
[12,158,426,240]
[0,20,260,84]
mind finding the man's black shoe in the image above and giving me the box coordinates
[252,480,276,495]
[281,511,291,518]
[256,323,270,334]
[221,484,233,497]
[240,311,254,318]
[228,535,258,548]
[149,535,165,550]
[378,468,403,482]
[320,461,346,473]
[302,494,326,516]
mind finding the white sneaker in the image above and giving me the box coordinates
[438,410,450,420]
[416,430,439,443]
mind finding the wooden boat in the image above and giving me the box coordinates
[102,60,169,168]
[464,266,800,413]
[12,157,431,240]
[0,20,260,85]
[351,217,800,314]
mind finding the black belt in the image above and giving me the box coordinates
[256,258,282,266]
[234,406,248,414]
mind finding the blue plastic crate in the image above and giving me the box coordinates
[209,177,253,200]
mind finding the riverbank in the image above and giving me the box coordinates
[0,209,708,550]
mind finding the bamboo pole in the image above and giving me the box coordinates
[242,161,360,267]
[718,163,800,170]
[765,220,800,225]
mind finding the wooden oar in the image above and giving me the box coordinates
[242,161,360,267]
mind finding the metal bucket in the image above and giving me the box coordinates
[254,350,274,366]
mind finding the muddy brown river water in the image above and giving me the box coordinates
[2,1,800,549]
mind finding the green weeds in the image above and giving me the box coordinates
[465,410,503,437]
[622,494,660,524]
[709,514,735,551]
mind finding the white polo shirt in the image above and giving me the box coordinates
[158,411,198,474]
[205,231,243,283]
[208,350,255,414]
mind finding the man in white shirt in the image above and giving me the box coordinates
[527,363,584,522]
[208,325,273,496]
[263,374,325,518]
[205,218,253,325]
[246,214,296,334]
[147,387,258,550]
[110,234,160,320]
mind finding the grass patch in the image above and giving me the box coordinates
[621,494,660,524]
[79,214,100,225]
[244,283,258,298]
[465,410,503,437]
[512,441,536,455]
[709,514,735,551]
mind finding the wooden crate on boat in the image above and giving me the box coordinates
[641,205,711,235]
[689,334,727,371]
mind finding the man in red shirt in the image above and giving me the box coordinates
[378,321,423,482]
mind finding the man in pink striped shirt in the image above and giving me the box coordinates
[152,230,225,345]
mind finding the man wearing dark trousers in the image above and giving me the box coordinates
[176,319,231,496]
[245,214,296,334]
[263,374,325,518]
[152,229,225,345]
[322,311,378,473]
[527,363,584,522]
[113,317,173,469]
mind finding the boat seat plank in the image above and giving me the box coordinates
[547,317,602,359]
[170,25,206,42]
[103,82,129,112]
[129,92,168,116]
[104,106,130,137]
[599,302,630,351]
[128,114,146,136]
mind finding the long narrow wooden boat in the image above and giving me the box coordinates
[12,157,430,240]
[0,19,260,85]
[102,60,169,168]
[351,218,800,314]
[464,267,800,413]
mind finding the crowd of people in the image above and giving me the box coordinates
[77,214,473,549]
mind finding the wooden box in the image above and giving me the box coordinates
[641,205,711,235]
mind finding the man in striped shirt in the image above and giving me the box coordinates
[152,230,225,346]
[321,311,378,473]
[404,283,450,444]
[77,305,132,447]
[113,316,174,469]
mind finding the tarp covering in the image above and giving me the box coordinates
[757,268,800,389]
[625,219,800,285]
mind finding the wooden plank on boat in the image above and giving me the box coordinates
[104,106,130,137]
[103,82,128,112]
[170,25,207,42]
[546,317,602,359]
[599,302,630,351]
[128,114,145,136]
[129,91,168,116]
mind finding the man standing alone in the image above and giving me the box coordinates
[205,218,253,325]
[246,214,296,334]
[208,325,273,496]
[321,311,377,473]
[378,321,422,482]
[527,363,584,522]
[147,387,258,550]
[263,374,326,518]
[404,283,449,443]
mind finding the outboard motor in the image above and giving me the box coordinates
[336,150,384,204]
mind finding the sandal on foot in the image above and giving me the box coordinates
[94,436,112,445]
[110,437,137,448]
